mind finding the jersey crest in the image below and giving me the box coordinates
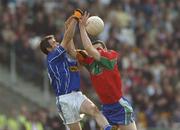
[69,66,79,72]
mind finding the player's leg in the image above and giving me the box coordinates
[56,94,83,130]
[118,121,137,130]
[68,122,82,130]
[80,98,116,130]
[118,98,137,130]
[113,97,136,130]
[80,98,108,127]
[101,97,136,130]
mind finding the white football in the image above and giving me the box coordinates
[86,16,104,36]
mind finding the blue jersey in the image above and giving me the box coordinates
[47,45,80,96]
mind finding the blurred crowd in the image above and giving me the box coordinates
[0,105,66,130]
[0,105,103,130]
[0,0,180,130]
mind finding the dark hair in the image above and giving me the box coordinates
[40,35,54,55]
[92,40,106,49]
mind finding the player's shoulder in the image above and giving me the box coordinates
[47,47,66,62]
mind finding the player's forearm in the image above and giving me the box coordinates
[80,27,100,60]
[80,27,92,50]
[63,19,77,44]
[67,40,77,58]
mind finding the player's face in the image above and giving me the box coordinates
[48,38,58,50]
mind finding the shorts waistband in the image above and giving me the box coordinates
[56,90,80,97]
[102,97,128,106]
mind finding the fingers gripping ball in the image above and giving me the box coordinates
[85,16,104,36]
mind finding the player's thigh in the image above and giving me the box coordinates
[68,122,82,130]
[80,98,99,116]
[118,121,137,130]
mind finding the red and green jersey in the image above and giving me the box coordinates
[78,48,122,104]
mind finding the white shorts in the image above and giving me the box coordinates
[56,91,87,124]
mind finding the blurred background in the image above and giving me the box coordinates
[0,0,180,130]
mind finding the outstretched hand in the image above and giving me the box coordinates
[65,9,83,30]
[79,11,90,28]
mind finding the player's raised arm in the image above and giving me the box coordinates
[61,9,82,49]
[79,12,101,61]
[66,40,77,58]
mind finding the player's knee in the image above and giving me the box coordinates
[89,105,101,116]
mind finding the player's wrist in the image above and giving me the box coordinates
[80,25,86,31]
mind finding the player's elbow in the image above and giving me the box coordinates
[93,53,101,61]
[85,46,101,60]
[89,105,101,117]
